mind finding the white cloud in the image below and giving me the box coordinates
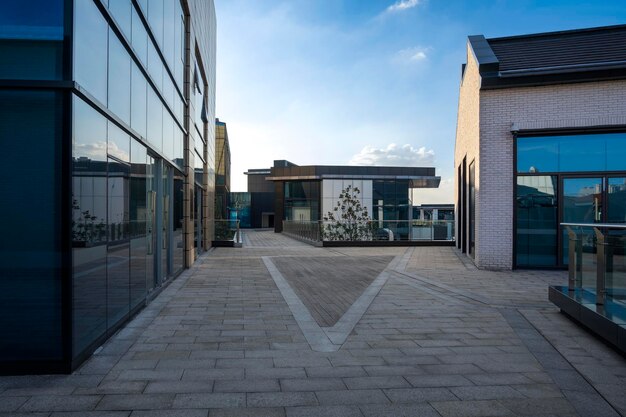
[395,46,430,63]
[386,0,421,13]
[349,143,435,166]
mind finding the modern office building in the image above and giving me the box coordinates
[0,0,216,373]
[215,118,231,220]
[242,167,278,228]
[264,160,441,237]
[454,24,626,269]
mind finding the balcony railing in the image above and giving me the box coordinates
[282,219,455,243]
[215,219,241,242]
[562,223,626,307]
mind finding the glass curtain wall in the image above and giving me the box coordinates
[284,181,320,222]
[71,0,187,361]
[0,90,64,363]
[516,133,626,268]
[372,180,411,239]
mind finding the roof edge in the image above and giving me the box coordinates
[467,35,499,75]
[486,23,626,43]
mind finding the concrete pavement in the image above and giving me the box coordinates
[1,229,625,416]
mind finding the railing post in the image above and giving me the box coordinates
[594,227,606,305]
[566,226,580,292]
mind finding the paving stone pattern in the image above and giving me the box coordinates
[1,231,625,416]
[272,256,392,326]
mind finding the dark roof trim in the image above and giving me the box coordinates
[481,66,626,89]
[488,23,626,43]
[467,35,499,75]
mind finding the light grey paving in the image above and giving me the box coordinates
[1,232,625,416]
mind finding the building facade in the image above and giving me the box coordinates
[215,118,231,220]
[455,25,626,269]
[0,0,216,373]
[265,160,441,237]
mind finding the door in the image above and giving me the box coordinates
[561,177,603,266]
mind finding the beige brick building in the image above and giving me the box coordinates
[454,25,626,270]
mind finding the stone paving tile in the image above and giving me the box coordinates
[247,392,318,408]
[173,393,246,409]
[360,403,442,417]
[210,407,286,417]
[280,377,346,391]
[315,389,390,406]
[2,235,626,415]
[286,405,364,417]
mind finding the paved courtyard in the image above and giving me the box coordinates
[2,230,626,416]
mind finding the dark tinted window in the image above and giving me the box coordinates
[0,90,63,361]
[0,0,64,80]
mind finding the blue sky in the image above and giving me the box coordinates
[215,0,626,203]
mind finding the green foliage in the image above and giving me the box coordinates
[322,185,374,241]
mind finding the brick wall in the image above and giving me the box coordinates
[478,79,626,269]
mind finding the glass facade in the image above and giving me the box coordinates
[0,0,65,80]
[0,90,64,362]
[516,133,626,268]
[285,181,320,222]
[0,0,217,372]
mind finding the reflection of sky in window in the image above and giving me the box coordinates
[0,0,63,39]
[518,133,626,173]
[563,178,602,197]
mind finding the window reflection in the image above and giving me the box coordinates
[72,96,108,356]
[131,63,147,138]
[516,176,558,266]
[74,0,108,104]
[108,29,131,125]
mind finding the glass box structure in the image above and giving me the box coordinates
[0,0,216,374]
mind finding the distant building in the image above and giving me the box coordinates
[256,160,441,238]
[454,24,626,269]
[215,119,231,220]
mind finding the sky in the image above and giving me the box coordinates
[215,0,626,204]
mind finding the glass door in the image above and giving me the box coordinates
[561,177,603,268]
[606,177,626,305]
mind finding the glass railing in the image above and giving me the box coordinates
[282,220,455,243]
[562,223,626,307]
[215,219,240,242]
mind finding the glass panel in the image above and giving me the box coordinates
[72,96,108,357]
[131,7,147,66]
[131,63,147,138]
[147,0,164,48]
[608,178,626,223]
[163,0,175,70]
[173,172,184,273]
[0,90,63,361]
[163,112,174,161]
[559,135,605,172]
[146,156,156,290]
[174,1,184,90]
[606,134,626,171]
[469,161,476,258]
[148,41,163,92]
[107,158,130,329]
[108,0,131,40]
[173,126,183,169]
[162,164,171,278]
[130,140,147,309]
[108,29,131,125]
[562,178,603,275]
[74,0,108,104]
[0,0,64,80]
[147,88,162,151]
[517,136,559,174]
[516,176,558,266]
[108,121,130,162]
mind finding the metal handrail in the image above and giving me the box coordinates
[560,222,626,229]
